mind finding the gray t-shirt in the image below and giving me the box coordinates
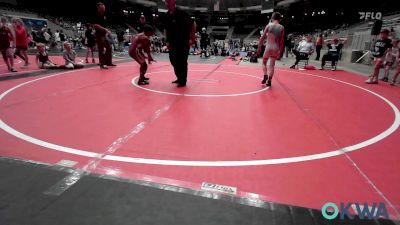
[63,50,76,64]
[297,40,314,54]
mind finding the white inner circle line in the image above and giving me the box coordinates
[0,69,399,166]
[132,70,269,97]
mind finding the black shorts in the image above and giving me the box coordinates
[86,41,96,48]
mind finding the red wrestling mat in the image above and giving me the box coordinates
[1,61,399,219]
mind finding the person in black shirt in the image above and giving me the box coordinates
[284,34,293,58]
[366,29,392,84]
[320,38,346,70]
[85,24,96,64]
[200,27,209,58]
[91,2,115,69]
[60,30,66,42]
[164,0,196,87]
[117,29,125,52]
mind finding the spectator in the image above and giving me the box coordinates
[390,41,400,85]
[366,29,392,84]
[284,34,293,58]
[12,18,29,69]
[84,24,96,64]
[117,29,125,52]
[290,35,314,69]
[35,43,58,69]
[382,39,399,82]
[47,28,53,47]
[0,17,17,72]
[31,30,38,44]
[63,42,84,69]
[91,2,115,69]
[315,33,323,60]
[54,30,61,48]
[200,27,209,57]
[320,38,346,70]
[60,30,66,42]
[43,28,51,46]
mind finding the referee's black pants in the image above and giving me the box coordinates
[96,36,112,66]
[169,47,189,85]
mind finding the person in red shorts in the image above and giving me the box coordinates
[0,17,17,72]
[12,18,29,69]
[129,25,155,85]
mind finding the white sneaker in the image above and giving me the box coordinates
[365,78,378,84]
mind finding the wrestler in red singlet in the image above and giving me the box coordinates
[129,25,155,85]
[257,12,285,87]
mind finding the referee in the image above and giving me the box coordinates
[164,0,196,87]
[91,2,116,69]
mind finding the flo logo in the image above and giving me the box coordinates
[359,12,382,20]
[322,202,389,220]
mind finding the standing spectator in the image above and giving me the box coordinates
[390,41,400,85]
[60,30,66,42]
[381,39,399,82]
[43,28,51,47]
[200,27,209,57]
[12,18,29,68]
[47,28,53,38]
[117,29,125,52]
[31,30,38,45]
[54,30,61,48]
[315,33,323,60]
[139,14,146,31]
[0,17,17,72]
[47,28,54,48]
[164,0,196,87]
[59,30,66,51]
[289,35,314,69]
[85,24,96,64]
[284,34,293,58]
[366,29,392,84]
[91,2,115,69]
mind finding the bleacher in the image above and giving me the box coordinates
[321,12,400,64]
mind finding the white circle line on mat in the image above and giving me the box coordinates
[131,70,269,97]
[0,68,399,166]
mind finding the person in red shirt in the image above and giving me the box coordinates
[91,2,115,69]
[12,18,29,68]
[0,17,16,72]
[129,25,155,85]
[315,34,323,60]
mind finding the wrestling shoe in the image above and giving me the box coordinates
[261,75,268,84]
[138,79,149,85]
